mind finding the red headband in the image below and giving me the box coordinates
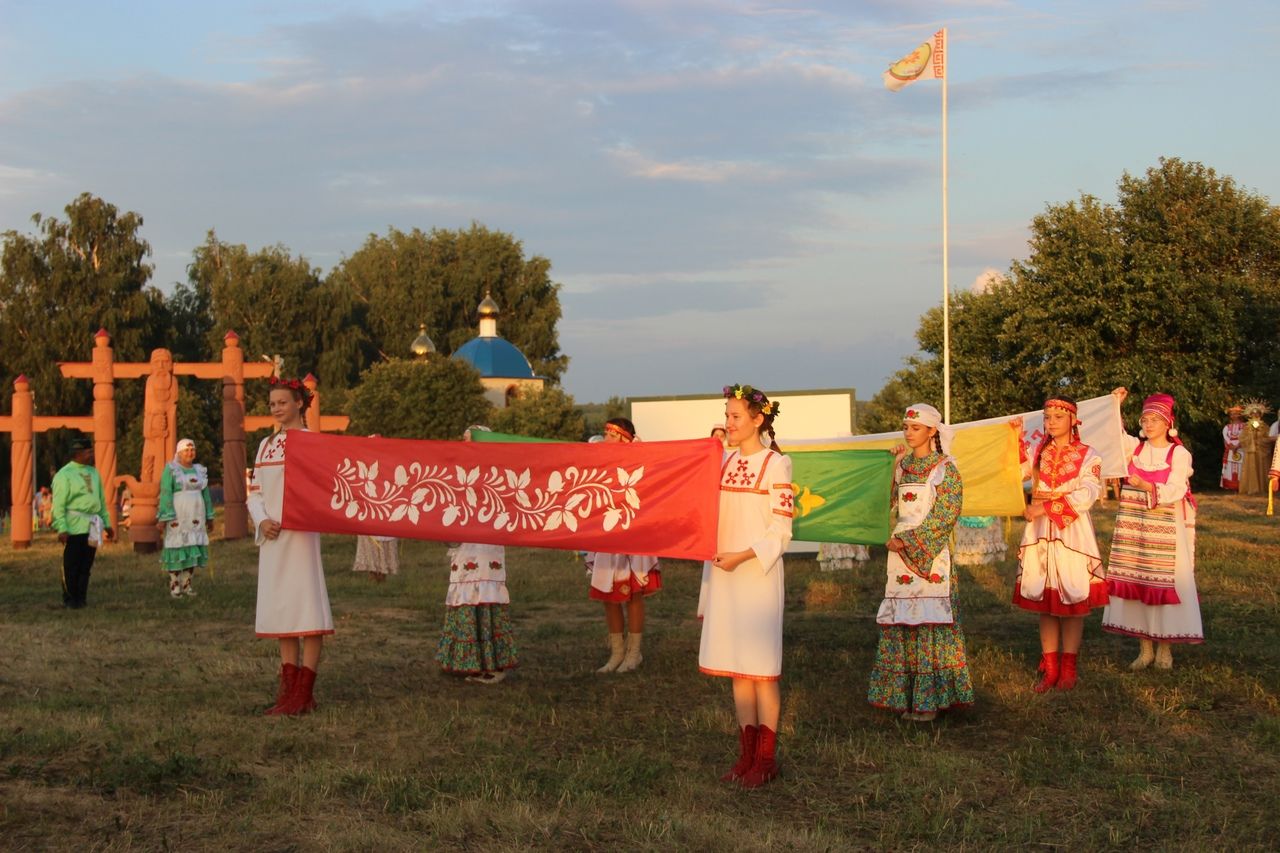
[1043,398,1077,415]
[604,423,634,442]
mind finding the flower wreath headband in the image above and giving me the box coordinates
[723,384,780,418]
[269,375,313,408]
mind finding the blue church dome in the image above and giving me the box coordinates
[453,336,535,379]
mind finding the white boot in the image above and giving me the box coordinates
[1130,638,1155,671]
[1154,642,1173,670]
[597,633,625,673]
[168,573,182,598]
[616,632,644,673]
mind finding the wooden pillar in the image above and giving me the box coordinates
[90,329,118,531]
[10,377,34,549]
[221,331,250,539]
[303,373,321,432]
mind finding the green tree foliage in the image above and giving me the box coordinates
[346,358,492,441]
[0,194,168,493]
[183,231,368,394]
[330,223,568,382]
[875,158,1280,481]
[490,386,585,441]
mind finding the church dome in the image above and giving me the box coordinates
[453,336,535,379]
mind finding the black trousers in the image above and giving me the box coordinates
[62,533,97,607]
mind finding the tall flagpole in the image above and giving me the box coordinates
[940,27,951,424]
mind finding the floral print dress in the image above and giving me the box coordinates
[867,452,974,714]
[436,543,518,675]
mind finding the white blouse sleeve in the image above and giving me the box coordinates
[246,440,269,546]
[1065,449,1104,513]
[750,454,794,574]
[1154,445,1193,507]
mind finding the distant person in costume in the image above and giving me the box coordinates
[1012,396,1107,692]
[1268,436,1280,498]
[1220,405,1244,490]
[867,404,973,722]
[37,486,53,531]
[1239,401,1272,496]
[585,418,661,673]
[51,437,113,608]
[1102,389,1202,670]
[953,516,1006,566]
[702,385,792,789]
[156,438,214,598]
[350,436,400,583]
[248,377,334,716]
[436,425,519,685]
[710,425,728,448]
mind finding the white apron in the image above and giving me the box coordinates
[876,462,953,626]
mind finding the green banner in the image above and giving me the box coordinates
[790,449,895,546]
[469,430,562,444]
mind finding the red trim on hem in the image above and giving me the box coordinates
[1106,579,1181,606]
[1012,583,1108,615]
[1101,624,1204,644]
[256,629,335,638]
[699,666,780,682]
[588,569,663,602]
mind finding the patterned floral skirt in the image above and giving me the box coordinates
[867,579,974,714]
[436,604,519,674]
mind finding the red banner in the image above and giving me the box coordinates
[280,431,722,560]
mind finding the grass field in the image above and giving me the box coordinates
[1,493,1277,851]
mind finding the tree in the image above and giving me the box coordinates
[330,223,568,382]
[0,193,168,495]
[873,158,1280,484]
[183,231,369,395]
[490,386,585,440]
[346,358,492,441]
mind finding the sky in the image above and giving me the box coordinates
[2,0,1277,404]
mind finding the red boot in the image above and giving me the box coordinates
[264,663,299,715]
[739,725,779,789]
[273,666,318,716]
[719,725,758,783]
[1033,652,1060,693]
[1057,653,1079,691]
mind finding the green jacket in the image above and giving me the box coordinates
[51,462,110,535]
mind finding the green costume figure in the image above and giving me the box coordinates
[51,437,113,608]
[156,438,214,597]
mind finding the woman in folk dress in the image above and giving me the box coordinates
[701,384,792,789]
[436,425,519,684]
[867,404,974,721]
[156,438,214,598]
[248,377,334,716]
[585,418,661,673]
[1103,389,1202,669]
[1012,396,1107,692]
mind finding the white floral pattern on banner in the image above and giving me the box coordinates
[329,458,645,533]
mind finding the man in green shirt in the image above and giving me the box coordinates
[51,437,113,608]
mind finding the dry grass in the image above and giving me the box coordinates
[0,493,1277,851]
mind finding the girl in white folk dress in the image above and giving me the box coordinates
[1103,389,1202,669]
[247,378,334,716]
[1011,396,1108,693]
[701,384,792,789]
[585,418,662,673]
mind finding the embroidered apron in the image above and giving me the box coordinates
[876,464,953,626]
[1107,444,1187,605]
[163,462,211,550]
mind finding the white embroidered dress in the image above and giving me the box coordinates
[247,430,334,638]
[698,448,794,681]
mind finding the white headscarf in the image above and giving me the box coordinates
[903,403,954,455]
[172,438,196,466]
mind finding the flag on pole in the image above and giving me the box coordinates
[790,449,895,546]
[883,29,946,92]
